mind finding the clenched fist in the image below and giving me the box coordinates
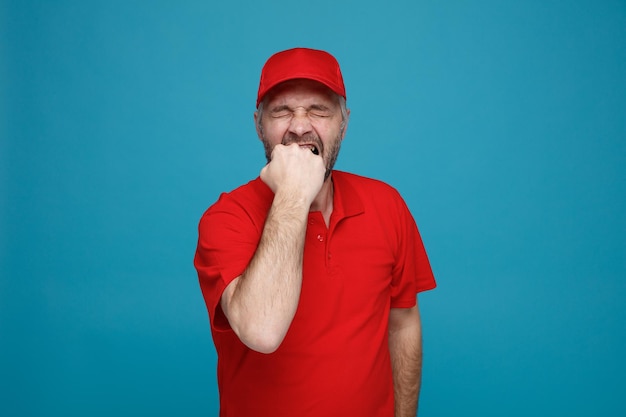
[260,143,325,207]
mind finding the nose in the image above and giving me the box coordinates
[288,108,313,137]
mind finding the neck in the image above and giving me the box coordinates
[310,174,334,226]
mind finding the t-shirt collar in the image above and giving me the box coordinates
[330,170,365,221]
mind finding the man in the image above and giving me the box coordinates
[194,47,436,417]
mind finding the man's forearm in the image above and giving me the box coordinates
[222,191,310,353]
[389,306,423,417]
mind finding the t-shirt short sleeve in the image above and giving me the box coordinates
[389,193,436,308]
[194,186,269,332]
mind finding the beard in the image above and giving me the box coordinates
[262,132,343,181]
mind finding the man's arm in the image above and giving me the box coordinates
[388,303,423,417]
[220,144,325,354]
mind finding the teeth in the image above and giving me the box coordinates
[298,143,319,155]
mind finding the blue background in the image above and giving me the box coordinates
[2,1,625,416]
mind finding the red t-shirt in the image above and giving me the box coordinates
[194,171,436,417]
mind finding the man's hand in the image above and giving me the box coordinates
[260,143,325,206]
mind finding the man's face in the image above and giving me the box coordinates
[255,79,348,180]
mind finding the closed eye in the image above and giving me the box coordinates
[309,110,331,118]
[269,105,334,119]
[308,105,332,118]
[271,110,292,119]
[269,105,292,118]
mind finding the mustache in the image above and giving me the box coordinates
[281,133,324,155]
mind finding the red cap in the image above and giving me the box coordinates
[256,47,346,108]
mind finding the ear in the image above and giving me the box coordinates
[254,110,263,140]
[341,108,351,139]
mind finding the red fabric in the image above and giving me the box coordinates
[256,47,346,107]
[194,171,436,417]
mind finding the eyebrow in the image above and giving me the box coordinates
[269,104,332,113]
